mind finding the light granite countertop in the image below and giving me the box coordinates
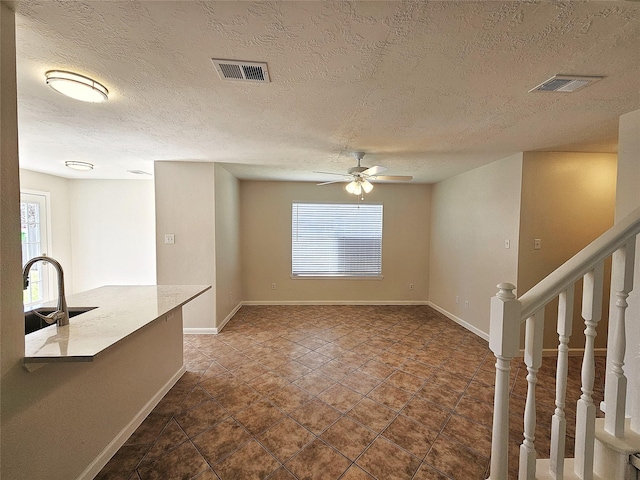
[24,285,210,365]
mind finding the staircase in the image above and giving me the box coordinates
[488,206,640,480]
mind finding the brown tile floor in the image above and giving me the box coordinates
[96,305,605,480]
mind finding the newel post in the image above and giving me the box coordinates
[488,283,522,480]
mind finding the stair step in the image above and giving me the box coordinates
[535,459,604,480]
[595,418,640,455]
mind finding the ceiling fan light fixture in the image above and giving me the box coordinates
[45,70,109,103]
[361,179,374,193]
[346,180,361,195]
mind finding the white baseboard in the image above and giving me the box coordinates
[514,348,607,358]
[241,300,430,306]
[598,401,630,415]
[539,347,608,357]
[77,365,186,480]
[426,302,490,342]
[183,327,217,335]
[214,302,242,333]
[513,347,607,358]
[425,303,609,358]
[183,302,242,334]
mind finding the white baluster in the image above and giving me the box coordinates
[488,283,521,480]
[605,240,635,437]
[550,285,575,479]
[519,309,544,480]
[575,263,604,480]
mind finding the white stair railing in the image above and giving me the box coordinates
[488,205,640,480]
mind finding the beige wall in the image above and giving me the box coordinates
[429,153,523,338]
[2,11,183,478]
[616,109,640,430]
[518,152,617,349]
[18,172,156,295]
[241,181,430,303]
[68,179,156,292]
[616,110,640,221]
[1,0,23,380]
[2,309,184,480]
[1,11,24,476]
[19,169,74,293]
[155,161,216,329]
[518,152,617,292]
[214,164,242,326]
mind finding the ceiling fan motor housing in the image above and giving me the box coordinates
[348,166,368,175]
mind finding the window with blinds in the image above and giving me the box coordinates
[292,202,383,277]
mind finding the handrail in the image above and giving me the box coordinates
[519,205,640,319]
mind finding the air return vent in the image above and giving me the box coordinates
[529,74,604,93]
[211,59,270,83]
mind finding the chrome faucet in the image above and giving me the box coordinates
[22,255,69,327]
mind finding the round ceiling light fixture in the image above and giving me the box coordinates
[45,70,109,103]
[65,161,94,171]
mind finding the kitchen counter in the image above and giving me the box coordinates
[24,285,210,366]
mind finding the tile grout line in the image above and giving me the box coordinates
[111,306,503,480]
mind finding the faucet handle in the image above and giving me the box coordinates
[33,309,60,325]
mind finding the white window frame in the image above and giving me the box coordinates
[291,202,383,279]
[20,190,54,307]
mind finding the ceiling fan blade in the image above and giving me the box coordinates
[313,171,348,176]
[361,165,388,176]
[371,175,413,182]
[317,180,347,186]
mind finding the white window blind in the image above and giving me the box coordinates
[292,203,383,277]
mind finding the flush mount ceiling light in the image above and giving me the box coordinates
[65,161,94,171]
[529,74,604,93]
[45,70,109,102]
[127,170,152,176]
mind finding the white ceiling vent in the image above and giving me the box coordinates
[529,75,604,93]
[211,59,270,83]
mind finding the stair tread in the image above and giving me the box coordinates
[595,418,640,455]
[535,459,604,480]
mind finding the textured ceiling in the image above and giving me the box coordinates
[11,1,640,182]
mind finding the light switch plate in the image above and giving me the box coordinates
[164,234,175,244]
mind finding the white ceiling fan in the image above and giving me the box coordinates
[316,152,413,196]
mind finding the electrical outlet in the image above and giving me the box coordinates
[164,234,175,244]
[409,283,414,290]
[465,300,469,309]
[271,282,277,290]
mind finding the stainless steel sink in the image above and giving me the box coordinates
[25,307,97,334]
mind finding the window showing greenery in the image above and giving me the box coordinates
[20,194,48,305]
[292,202,383,277]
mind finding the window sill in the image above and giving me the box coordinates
[290,275,384,280]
